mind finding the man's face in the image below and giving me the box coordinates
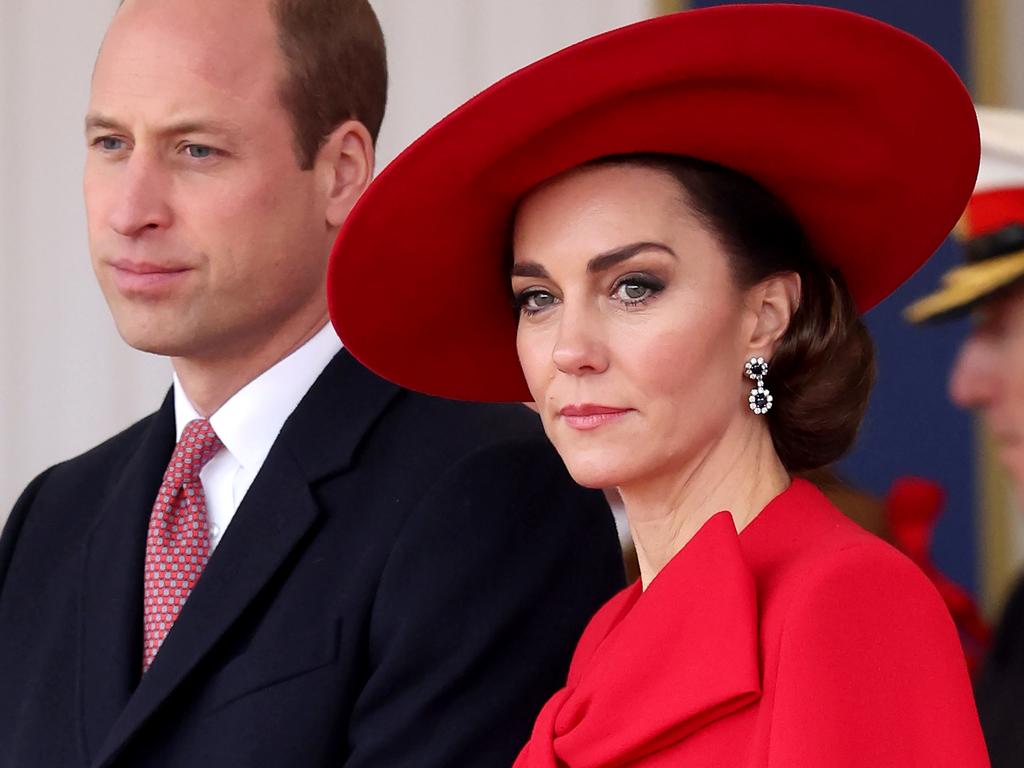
[84,0,334,360]
[950,284,1024,494]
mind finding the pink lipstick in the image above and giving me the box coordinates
[559,404,631,431]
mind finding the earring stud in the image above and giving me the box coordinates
[745,356,768,381]
[745,357,773,415]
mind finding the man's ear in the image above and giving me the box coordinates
[746,271,801,356]
[315,119,375,228]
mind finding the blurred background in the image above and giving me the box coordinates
[1,0,1021,619]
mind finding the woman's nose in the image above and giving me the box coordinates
[551,304,609,376]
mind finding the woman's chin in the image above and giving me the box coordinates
[561,453,637,490]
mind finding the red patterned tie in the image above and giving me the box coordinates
[142,418,222,672]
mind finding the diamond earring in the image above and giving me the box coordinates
[745,356,773,415]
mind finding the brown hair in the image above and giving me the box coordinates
[592,154,876,472]
[271,0,388,169]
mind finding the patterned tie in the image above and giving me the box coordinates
[142,418,222,672]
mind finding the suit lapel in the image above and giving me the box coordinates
[78,392,176,762]
[90,351,401,768]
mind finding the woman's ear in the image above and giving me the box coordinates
[746,272,801,355]
[314,119,375,229]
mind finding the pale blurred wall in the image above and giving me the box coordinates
[984,0,1024,107]
[372,2,658,169]
[0,1,656,520]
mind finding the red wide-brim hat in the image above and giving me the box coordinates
[328,4,979,402]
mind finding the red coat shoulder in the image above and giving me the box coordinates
[751,481,988,766]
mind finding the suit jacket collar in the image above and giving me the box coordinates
[519,510,762,767]
[83,351,401,768]
[172,322,342,471]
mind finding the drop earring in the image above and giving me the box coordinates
[745,356,773,415]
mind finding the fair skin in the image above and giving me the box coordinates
[512,164,800,588]
[950,284,1024,497]
[84,0,373,415]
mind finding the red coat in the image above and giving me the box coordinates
[515,479,989,767]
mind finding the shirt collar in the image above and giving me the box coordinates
[173,323,343,471]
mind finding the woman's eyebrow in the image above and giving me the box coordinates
[511,241,675,279]
[511,262,550,278]
[587,242,677,274]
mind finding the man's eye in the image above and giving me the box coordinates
[185,144,215,159]
[99,137,125,151]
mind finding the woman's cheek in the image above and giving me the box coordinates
[621,324,703,392]
[517,325,552,400]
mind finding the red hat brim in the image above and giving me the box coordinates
[328,4,979,402]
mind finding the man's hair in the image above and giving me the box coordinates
[272,0,388,169]
[116,0,388,170]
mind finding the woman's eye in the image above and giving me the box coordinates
[617,282,651,301]
[518,290,558,314]
[610,274,659,303]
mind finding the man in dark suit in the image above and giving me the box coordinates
[0,0,624,765]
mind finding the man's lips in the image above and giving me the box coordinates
[108,259,192,294]
[558,404,632,430]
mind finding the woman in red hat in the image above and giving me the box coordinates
[329,5,989,766]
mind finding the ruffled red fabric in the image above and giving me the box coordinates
[514,479,989,767]
[518,512,760,767]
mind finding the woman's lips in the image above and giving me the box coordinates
[558,404,632,431]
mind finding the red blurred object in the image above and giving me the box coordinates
[964,187,1024,237]
[886,476,991,676]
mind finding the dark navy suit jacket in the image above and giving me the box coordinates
[975,574,1024,767]
[0,350,624,767]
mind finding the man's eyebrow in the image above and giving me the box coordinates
[84,113,125,133]
[84,113,243,138]
[160,119,244,138]
[587,242,676,274]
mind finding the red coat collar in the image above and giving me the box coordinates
[518,507,763,766]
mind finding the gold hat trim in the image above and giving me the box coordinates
[904,250,1024,323]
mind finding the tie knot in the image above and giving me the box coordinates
[167,419,223,485]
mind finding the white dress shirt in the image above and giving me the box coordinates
[173,323,343,551]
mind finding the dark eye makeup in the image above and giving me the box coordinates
[513,270,667,317]
[513,288,557,317]
[611,272,665,308]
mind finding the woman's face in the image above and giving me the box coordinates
[511,163,760,489]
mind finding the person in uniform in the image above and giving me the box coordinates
[906,105,1024,768]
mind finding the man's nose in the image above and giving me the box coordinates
[551,303,609,377]
[107,153,172,237]
[949,336,997,410]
